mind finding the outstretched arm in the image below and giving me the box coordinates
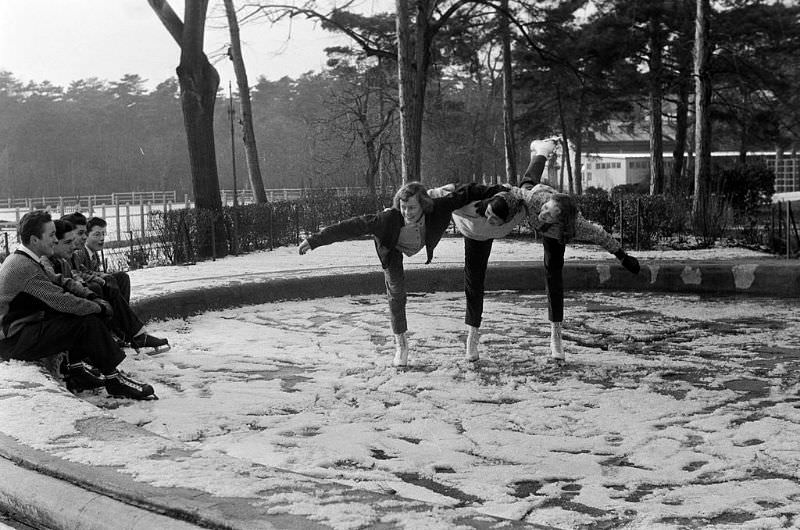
[299,214,383,254]
[432,182,508,213]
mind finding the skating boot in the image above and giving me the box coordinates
[130,333,170,355]
[105,372,157,400]
[466,325,480,362]
[393,333,409,367]
[531,138,558,159]
[550,322,565,361]
[61,360,106,394]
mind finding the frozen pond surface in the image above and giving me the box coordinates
[74,290,800,528]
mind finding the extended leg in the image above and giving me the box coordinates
[543,236,566,360]
[464,237,493,361]
[383,250,409,366]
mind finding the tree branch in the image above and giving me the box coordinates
[147,0,184,46]
[242,3,397,61]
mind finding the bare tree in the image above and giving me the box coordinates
[499,0,517,183]
[223,0,268,203]
[692,0,712,225]
[244,0,479,183]
[148,0,223,215]
[648,9,665,195]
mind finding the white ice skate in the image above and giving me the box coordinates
[466,325,480,362]
[531,137,558,159]
[550,322,565,361]
[393,332,409,367]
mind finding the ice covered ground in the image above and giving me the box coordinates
[2,240,797,529]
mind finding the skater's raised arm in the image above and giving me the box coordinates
[430,182,507,213]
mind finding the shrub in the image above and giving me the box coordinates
[150,191,390,264]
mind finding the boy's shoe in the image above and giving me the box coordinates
[105,372,156,400]
[550,322,565,360]
[130,333,170,354]
[466,326,480,362]
[531,138,558,158]
[62,360,106,393]
[393,332,409,367]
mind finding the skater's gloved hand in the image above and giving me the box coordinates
[614,250,640,274]
[298,239,312,255]
[96,299,114,319]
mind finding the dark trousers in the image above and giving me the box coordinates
[0,314,125,375]
[543,236,565,323]
[88,282,144,342]
[105,271,131,304]
[464,237,494,328]
[383,250,407,334]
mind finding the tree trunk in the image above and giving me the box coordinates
[692,0,712,226]
[224,0,268,203]
[364,137,380,197]
[149,0,222,212]
[555,83,573,193]
[648,14,665,195]
[499,0,517,184]
[670,29,691,196]
[396,0,416,183]
[572,125,582,195]
[149,0,225,258]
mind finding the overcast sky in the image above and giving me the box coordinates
[0,0,390,90]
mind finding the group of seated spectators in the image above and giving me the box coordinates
[0,210,168,400]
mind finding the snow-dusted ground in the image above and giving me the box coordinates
[2,240,797,528]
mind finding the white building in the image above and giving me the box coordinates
[579,151,799,193]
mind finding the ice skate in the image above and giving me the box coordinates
[61,360,106,394]
[531,137,558,159]
[105,372,157,400]
[393,332,409,367]
[466,325,480,362]
[130,332,170,355]
[550,322,565,361]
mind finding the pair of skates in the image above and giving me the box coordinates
[392,322,565,367]
[60,360,156,400]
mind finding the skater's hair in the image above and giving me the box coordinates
[61,211,87,227]
[392,182,434,214]
[475,191,522,223]
[54,219,75,240]
[18,210,52,245]
[87,216,107,232]
[548,193,578,244]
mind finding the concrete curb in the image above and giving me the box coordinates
[0,455,200,530]
[132,260,800,322]
[2,258,798,529]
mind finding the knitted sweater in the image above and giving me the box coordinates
[0,251,100,339]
